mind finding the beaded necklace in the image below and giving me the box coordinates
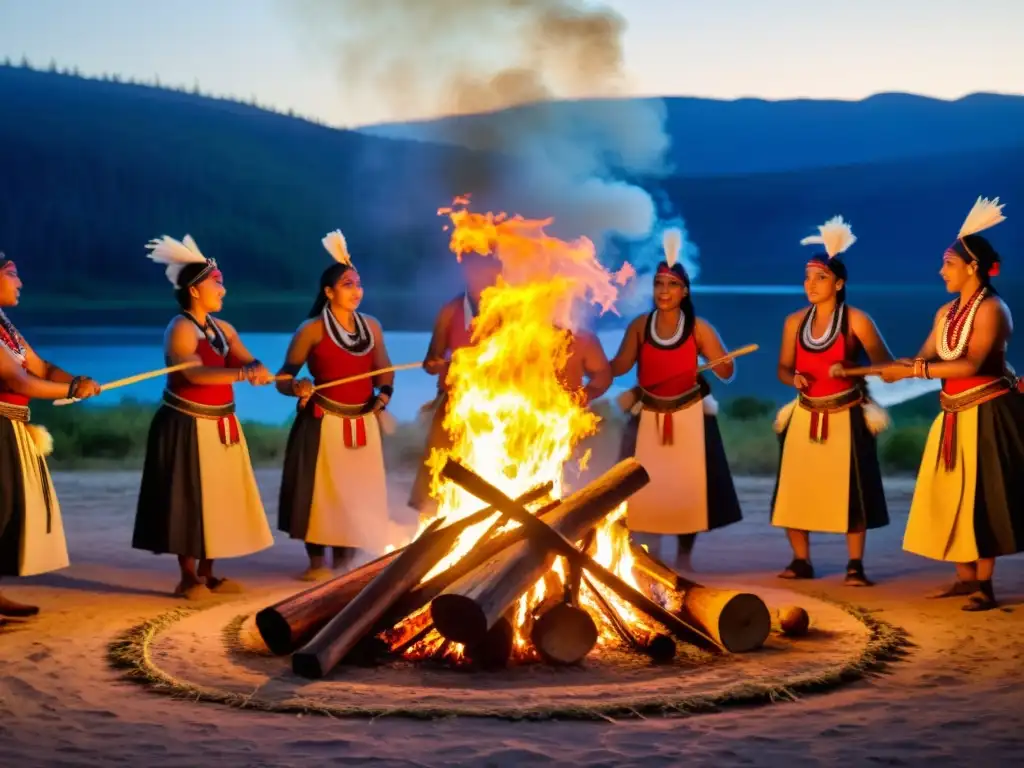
[0,309,26,364]
[938,288,987,361]
[649,310,685,347]
[323,306,374,356]
[801,303,845,351]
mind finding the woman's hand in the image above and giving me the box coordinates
[879,361,913,383]
[423,358,447,376]
[793,373,809,391]
[828,363,847,379]
[243,361,273,386]
[71,376,101,400]
[372,392,391,413]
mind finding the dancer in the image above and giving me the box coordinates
[610,229,742,570]
[276,231,394,580]
[132,235,274,599]
[0,253,100,616]
[880,197,1023,611]
[410,252,502,514]
[771,216,893,586]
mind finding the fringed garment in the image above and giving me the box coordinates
[620,312,742,535]
[278,310,389,550]
[409,294,475,513]
[771,306,890,534]
[0,318,68,577]
[904,298,1024,562]
[132,315,272,560]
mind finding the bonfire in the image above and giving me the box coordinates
[254,200,772,678]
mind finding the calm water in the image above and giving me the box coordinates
[24,287,1008,423]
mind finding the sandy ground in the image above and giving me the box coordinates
[2,469,1024,767]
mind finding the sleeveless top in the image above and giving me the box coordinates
[308,313,375,406]
[446,293,476,354]
[166,314,235,407]
[637,311,698,397]
[0,312,29,407]
[937,297,1008,396]
[794,306,858,399]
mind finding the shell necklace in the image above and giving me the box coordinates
[938,288,987,361]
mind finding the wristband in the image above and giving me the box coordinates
[378,384,394,399]
[67,376,82,399]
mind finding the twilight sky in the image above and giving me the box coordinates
[1,0,1021,128]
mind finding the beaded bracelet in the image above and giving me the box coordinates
[67,376,82,399]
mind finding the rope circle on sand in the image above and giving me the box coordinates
[107,593,910,721]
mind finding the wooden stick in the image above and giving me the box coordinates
[582,574,676,663]
[438,458,721,651]
[53,361,201,406]
[840,359,913,378]
[255,482,553,655]
[697,343,759,374]
[311,361,423,392]
[292,518,451,679]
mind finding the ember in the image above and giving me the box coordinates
[255,200,772,678]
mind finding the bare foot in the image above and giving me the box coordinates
[0,592,40,617]
[206,577,245,595]
[298,567,333,582]
[172,580,212,601]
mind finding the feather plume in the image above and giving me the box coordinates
[773,399,798,434]
[322,230,353,266]
[799,215,857,259]
[662,227,682,268]
[958,196,1006,239]
[145,235,208,287]
[25,424,54,456]
[702,395,719,416]
[862,402,891,435]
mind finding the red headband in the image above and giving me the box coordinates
[655,263,685,283]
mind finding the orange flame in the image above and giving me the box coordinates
[410,197,657,658]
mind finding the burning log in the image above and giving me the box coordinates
[255,482,552,654]
[626,533,771,654]
[523,532,598,666]
[292,518,455,679]
[438,458,721,651]
[464,609,515,670]
[430,459,650,648]
[582,574,676,663]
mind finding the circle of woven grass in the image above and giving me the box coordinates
[108,586,908,721]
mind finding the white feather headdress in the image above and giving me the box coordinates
[958,196,1006,239]
[322,230,353,266]
[662,227,682,268]
[800,216,856,259]
[145,235,212,288]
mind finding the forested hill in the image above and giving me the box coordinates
[1,63,1021,331]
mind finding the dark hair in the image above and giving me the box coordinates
[173,262,214,310]
[655,261,696,340]
[806,253,848,304]
[307,263,352,318]
[951,234,1001,289]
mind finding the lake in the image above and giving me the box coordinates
[22,286,1012,423]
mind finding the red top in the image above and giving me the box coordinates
[167,328,236,407]
[941,312,1007,395]
[637,313,698,397]
[308,333,374,405]
[795,308,855,398]
[0,324,30,407]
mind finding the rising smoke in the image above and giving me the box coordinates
[287,0,700,314]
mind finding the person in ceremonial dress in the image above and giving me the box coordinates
[409,252,502,515]
[610,229,742,570]
[877,197,1024,611]
[276,231,395,580]
[0,253,100,617]
[771,216,894,586]
[131,235,274,599]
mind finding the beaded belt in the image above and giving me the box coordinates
[0,401,30,423]
[310,392,374,449]
[937,376,1015,472]
[634,381,707,446]
[798,387,863,443]
[162,390,239,446]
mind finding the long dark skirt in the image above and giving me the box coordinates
[132,406,206,558]
[771,403,889,533]
[408,396,452,513]
[905,390,1024,561]
[620,409,743,533]
[0,417,25,576]
[278,406,322,540]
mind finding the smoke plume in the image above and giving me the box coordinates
[288,0,688,263]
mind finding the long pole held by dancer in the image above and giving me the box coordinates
[53,361,202,406]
